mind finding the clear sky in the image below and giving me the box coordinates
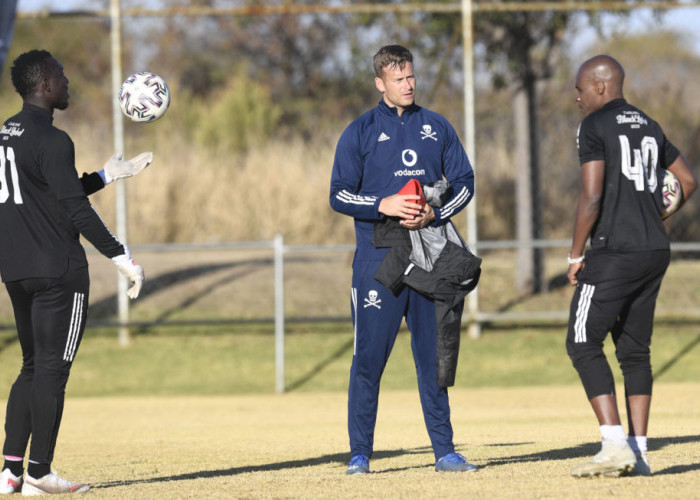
[15,0,700,56]
[572,6,700,56]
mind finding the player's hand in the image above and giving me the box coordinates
[112,254,145,299]
[567,261,585,286]
[378,194,424,220]
[400,203,435,230]
[102,152,154,184]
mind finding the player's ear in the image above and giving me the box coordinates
[375,76,386,93]
[595,81,605,95]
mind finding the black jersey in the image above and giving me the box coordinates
[0,104,124,282]
[577,98,679,252]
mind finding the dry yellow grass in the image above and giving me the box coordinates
[67,123,353,246]
[14,383,699,499]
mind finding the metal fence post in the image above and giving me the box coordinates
[274,234,285,393]
[462,0,481,339]
[110,0,130,346]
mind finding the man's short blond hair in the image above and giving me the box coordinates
[373,45,413,77]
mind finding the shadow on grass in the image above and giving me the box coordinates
[88,259,273,322]
[285,337,354,392]
[93,434,700,489]
[655,333,700,380]
[485,434,700,476]
[0,258,275,352]
[493,272,570,315]
[485,441,600,466]
[94,445,435,489]
[0,332,16,352]
[86,254,340,331]
[654,463,700,475]
[130,266,263,336]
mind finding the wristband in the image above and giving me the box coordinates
[567,254,585,265]
[97,169,109,184]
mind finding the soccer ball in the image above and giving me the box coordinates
[118,72,170,122]
[661,169,682,219]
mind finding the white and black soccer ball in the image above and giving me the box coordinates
[661,169,682,219]
[118,72,170,122]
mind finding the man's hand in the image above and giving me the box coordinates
[112,254,145,299]
[102,152,154,184]
[400,203,435,230]
[567,261,585,286]
[378,194,425,221]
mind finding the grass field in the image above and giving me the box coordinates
[0,326,698,498]
[3,384,696,499]
[0,243,699,497]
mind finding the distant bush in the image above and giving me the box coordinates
[187,66,282,155]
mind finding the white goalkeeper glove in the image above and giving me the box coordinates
[112,253,145,299]
[102,152,154,184]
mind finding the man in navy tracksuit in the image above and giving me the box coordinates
[329,45,476,474]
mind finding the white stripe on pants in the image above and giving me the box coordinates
[574,284,595,343]
[63,292,85,362]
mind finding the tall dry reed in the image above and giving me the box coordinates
[76,125,354,246]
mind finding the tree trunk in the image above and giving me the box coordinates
[514,75,544,294]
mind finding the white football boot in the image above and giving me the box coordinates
[570,440,637,478]
[20,472,89,496]
[0,468,23,494]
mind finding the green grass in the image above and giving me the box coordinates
[1,323,697,398]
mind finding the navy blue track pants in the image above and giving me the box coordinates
[348,259,454,461]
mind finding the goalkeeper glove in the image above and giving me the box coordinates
[112,253,145,299]
[101,152,154,184]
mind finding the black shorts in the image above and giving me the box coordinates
[566,249,669,397]
[567,249,669,346]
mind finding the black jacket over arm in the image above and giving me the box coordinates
[373,218,481,387]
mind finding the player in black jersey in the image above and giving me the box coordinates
[566,55,697,478]
[0,50,153,495]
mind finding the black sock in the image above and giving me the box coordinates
[27,462,50,479]
[3,459,23,477]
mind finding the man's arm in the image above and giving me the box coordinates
[432,122,475,224]
[78,151,154,196]
[60,196,125,258]
[329,126,382,220]
[39,133,145,297]
[80,172,105,196]
[568,160,605,285]
[60,196,144,298]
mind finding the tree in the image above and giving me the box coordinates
[472,1,661,294]
[474,6,570,293]
[135,0,371,138]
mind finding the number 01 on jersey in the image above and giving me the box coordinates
[0,146,23,205]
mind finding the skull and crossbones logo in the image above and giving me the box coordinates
[364,290,382,309]
[420,124,437,141]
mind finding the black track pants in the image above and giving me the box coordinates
[2,266,89,465]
